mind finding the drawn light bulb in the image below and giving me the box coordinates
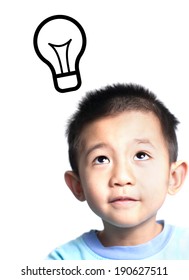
[33,15,86,93]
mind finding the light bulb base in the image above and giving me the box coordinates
[55,72,81,93]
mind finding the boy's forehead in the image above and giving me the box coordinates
[79,110,164,148]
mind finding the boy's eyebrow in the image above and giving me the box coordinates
[134,138,155,148]
[85,143,108,157]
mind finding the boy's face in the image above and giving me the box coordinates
[74,111,175,228]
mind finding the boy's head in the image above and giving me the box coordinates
[64,83,187,234]
[66,83,179,175]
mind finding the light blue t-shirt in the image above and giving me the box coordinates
[47,221,189,260]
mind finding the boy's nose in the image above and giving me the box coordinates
[109,163,135,187]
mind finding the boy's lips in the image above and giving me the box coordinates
[109,196,139,206]
[110,196,138,203]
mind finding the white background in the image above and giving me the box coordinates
[1,0,189,264]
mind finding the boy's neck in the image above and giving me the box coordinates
[98,219,163,247]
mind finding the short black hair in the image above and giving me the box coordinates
[66,83,179,174]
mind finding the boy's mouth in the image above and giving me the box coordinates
[109,196,139,206]
[110,196,138,203]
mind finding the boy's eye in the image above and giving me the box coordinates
[134,152,150,161]
[93,156,110,165]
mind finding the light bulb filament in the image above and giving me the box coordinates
[48,39,72,74]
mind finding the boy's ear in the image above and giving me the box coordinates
[168,161,188,195]
[64,171,86,202]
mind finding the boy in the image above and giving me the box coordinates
[47,83,189,260]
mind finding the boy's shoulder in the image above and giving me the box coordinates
[46,230,101,260]
[150,223,189,259]
[172,225,189,247]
